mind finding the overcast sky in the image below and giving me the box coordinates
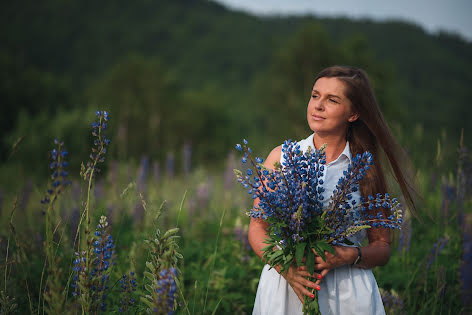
[213,0,472,42]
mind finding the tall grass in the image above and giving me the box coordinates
[0,114,469,314]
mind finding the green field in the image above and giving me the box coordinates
[0,115,470,314]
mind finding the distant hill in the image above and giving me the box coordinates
[1,0,470,169]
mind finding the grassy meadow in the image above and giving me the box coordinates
[0,113,470,314]
[1,1,472,313]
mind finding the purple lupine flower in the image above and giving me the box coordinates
[119,271,137,313]
[235,139,402,247]
[381,289,405,315]
[224,151,236,191]
[187,197,196,218]
[166,152,175,179]
[106,204,114,226]
[109,160,119,187]
[182,141,192,176]
[196,182,210,211]
[41,139,71,205]
[153,161,160,184]
[398,218,412,254]
[456,143,467,234]
[94,178,105,201]
[81,111,111,181]
[71,251,87,297]
[0,188,4,217]
[137,155,149,193]
[460,225,472,309]
[132,203,145,225]
[155,268,178,314]
[72,216,116,312]
[91,216,115,311]
[233,225,251,251]
[425,236,449,269]
[440,176,455,227]
[71,181,81,203]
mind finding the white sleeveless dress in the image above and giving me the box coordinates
[252,134,385,315]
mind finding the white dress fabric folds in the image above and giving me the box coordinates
[252,134,385,315]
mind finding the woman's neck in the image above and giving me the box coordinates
[312,132,347,164]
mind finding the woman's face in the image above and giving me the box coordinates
[307,77,359,136]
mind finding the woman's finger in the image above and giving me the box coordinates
[296,267,322,280]
[314,269,330,286]
[294,288,304,303]
[295,281,319,300]
[294,274,316,290]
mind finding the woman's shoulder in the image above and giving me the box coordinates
[264,145,282,170]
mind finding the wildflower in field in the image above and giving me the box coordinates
[137,155,149,193]
[460,228,472,308]
[440,177,455,226]
[119,271,137,313]
[233,217,251,251]
[0,188,3,217]
[81,110,110,181]
[380,288,405,315]
[153,161,161,183]
[142,228,182,314]
[398,218,412,254]
[155,268,178,314]
[72,216,116,312]
[182,141,192,176]
[41,139,71,204]
[425,236,449,269]
[166,152,175,178]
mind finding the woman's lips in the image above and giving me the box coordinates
[312,115,325,121]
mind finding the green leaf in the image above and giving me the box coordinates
[306,249,315,275]
[313,244,326,261]
[317,241,335,255]
[145,261,155,273]
[144,284,154,294]
[140,297,155,310]
[284,253,293,264]
[163,227,179,238]
[296,242,307,266]
[144,271,155,281]
[261,244,274,252]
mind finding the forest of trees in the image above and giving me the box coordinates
[1,0,471,182]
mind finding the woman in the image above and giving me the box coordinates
[249,66,417,314]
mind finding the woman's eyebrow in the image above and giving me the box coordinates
[328,94,342,99]
[312,89,342,99]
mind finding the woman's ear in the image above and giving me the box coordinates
[348,112,360,123]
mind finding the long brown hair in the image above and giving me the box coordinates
[314,66,419,215]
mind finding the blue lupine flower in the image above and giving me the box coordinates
[426,236,449,269]
[154,268,178,314]
[234,138,403,252]
[71,216,116,312]
[82,110,111,181]
[119,271,138,313]
[41,139,71,204]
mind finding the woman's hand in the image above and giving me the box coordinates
[297,245,358,289]
[279,265,322,303]
[313,246,358,271]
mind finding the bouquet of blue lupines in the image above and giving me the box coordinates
[234,139,403,314]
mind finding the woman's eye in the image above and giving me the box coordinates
[329,98,339,104]
[311,94,318,99]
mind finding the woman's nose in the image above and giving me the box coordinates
[314,99,324,111]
